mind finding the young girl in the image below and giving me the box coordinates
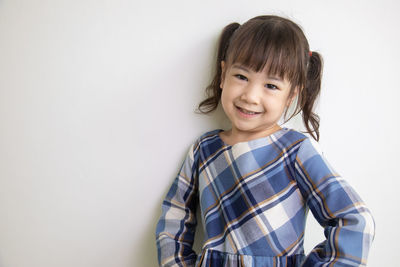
[155,15,375,267]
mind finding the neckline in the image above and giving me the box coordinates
[216,127,289,148]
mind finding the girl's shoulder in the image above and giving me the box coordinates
[191,129,223,152]
[268,129,326,166]
[275,128,324,155]
[272,127,308,144]
[198,129,222,141]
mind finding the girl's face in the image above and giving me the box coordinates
[220,61,297,140]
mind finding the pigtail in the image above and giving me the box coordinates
[299,51,323,141]
[197,23,240,114]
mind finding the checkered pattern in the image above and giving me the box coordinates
[156,128,375,267]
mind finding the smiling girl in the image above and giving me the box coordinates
[219,62,296,145]
[155,15,375,267]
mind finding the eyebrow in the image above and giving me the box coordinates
[231,64,283,82]
[232,64,250,72]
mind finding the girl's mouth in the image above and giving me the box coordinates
[236,106,262,117]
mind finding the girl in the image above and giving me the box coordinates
[155,15,375,267]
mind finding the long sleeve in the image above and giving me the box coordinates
[294,139,375,267]
[155,144,199,267]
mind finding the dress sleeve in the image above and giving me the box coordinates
[294,138,375,267]
[155,144,199,267]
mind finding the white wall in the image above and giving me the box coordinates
[0,0,398,266]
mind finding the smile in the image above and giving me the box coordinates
[236,106,262,117]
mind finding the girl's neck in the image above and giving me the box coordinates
[220,124,282,146]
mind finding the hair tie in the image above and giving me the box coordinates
[309,51,313,57]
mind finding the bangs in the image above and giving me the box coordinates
[226,18,307,87]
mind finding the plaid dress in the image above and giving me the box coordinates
[156,128,375,266]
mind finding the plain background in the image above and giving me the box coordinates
[0,0,399,266]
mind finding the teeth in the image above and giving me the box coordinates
[239,107,256,114]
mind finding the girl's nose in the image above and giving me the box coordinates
[240,84,261,104]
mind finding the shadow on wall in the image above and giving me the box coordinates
[136,198,162,267]
[136,193,205,267]
[134,110,228,266]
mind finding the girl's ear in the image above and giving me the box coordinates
[287,87,299,107]
[220,61,226,89]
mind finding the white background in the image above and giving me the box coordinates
[0,0,399,266]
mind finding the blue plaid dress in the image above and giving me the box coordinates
[156,128,375,266]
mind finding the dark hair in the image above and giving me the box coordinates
[197,15,323,141]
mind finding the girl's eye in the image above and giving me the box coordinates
[234,74,248,81]
[265,83,279,90]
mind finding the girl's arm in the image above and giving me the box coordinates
[294,138,375,267]
[155,144,198,267]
